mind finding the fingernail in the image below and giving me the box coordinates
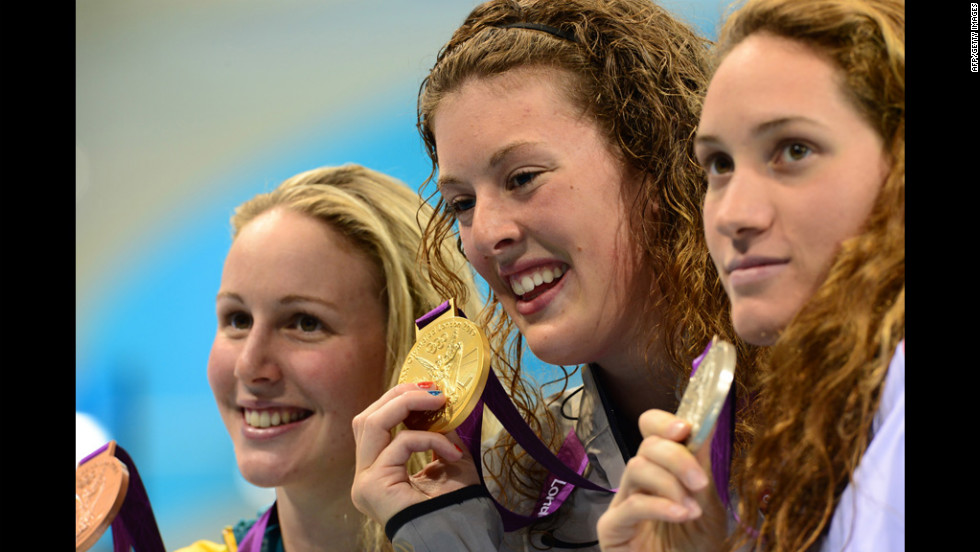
[668,503,687,518]
[427,390,443,396]
[683,497,702,518]
[670,421,687,439]
[454,444,463,452]
[417,381,435,389]
[687,468,708,489]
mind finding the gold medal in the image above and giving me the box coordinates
[398,299,491,433]
[76,441,129,552]
[674,336,736,452]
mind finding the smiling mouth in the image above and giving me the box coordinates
[243,408,312,429]
[510,265,566,301]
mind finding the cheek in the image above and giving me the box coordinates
[702,204,727,275]
[309,346,387,410]
[459,230,495,281]
[207,338,236,398]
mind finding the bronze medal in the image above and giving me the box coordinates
[398,299,491,433]
[76,441,130,552]
[674,336,736,452]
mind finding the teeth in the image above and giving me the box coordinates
[510,266,565,297]
[244,408,307,428]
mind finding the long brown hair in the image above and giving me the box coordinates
[417,0,754,509]
[711,1,906,549]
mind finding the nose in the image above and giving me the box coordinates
[234,328,282,387]
[707,168,774,244]
[468,193,523,258]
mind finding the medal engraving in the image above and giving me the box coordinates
[399,301,491,432]
[674,337,736,452]
[76,441,130,552]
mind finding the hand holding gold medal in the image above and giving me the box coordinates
[397,298,491,433]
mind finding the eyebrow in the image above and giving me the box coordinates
[216,291,243,303]
[436,140,540,190]
[215,291,338,311]
[695,116,825,148]
[280,294,339,311]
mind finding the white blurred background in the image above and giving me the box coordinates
[75,1,726,549]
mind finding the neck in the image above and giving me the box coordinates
[275,477,365,552]
[592,339,681,453]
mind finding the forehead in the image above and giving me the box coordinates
[701,33,848,126]
[227,209,382,291]
[437,66,587,124]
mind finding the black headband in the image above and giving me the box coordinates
[496,22,577,42]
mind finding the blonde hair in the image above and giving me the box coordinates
[417,0,757,513]
[231,164,482,550]
[710,1,906,549]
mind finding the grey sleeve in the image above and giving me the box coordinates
[386,485,511,551]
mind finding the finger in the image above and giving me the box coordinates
[606,490,699,529]
[613,452,695,509]
[637,409,691,442]
[352,382,434,437]
[634,433,709,493]
[353,387,448,470]
[374,429,464,469]
[638,408,716,478]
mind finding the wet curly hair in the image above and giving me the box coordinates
[416,0,756,513]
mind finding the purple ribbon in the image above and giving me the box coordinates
[79,442,166,552]
[416,304,735,529]
[238,504,275,552]
[417,302,614,531]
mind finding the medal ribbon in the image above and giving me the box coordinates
[79,443,166,552]
[418,301,615,531]
[237,503,275,552]
[417,302,734,530]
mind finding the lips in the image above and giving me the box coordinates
[724,256,788,274]
[724,256,789,290]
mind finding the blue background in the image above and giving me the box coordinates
[75,1,725,548]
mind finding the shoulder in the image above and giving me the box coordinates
[820,340,905,551]
[874,339,905,434]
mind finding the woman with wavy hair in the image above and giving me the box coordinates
[180,164,481,552]
[351,1,757,550]
[598,0,905,550]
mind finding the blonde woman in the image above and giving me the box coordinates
[180,164,482,551]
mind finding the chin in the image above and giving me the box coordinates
[733,318,782,347]
[234,450,291,488]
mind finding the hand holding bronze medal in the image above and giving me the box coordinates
[397,298,491,433]
[75,441,166,552]
[76,441,129,552]
[674,335,736,453]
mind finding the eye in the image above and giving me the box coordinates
[289,313,325,333]
[445,196,476,215]
[509,170,540,189]
[775,142,812,164]
[226,311,252,330]
[704,153,734,176]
